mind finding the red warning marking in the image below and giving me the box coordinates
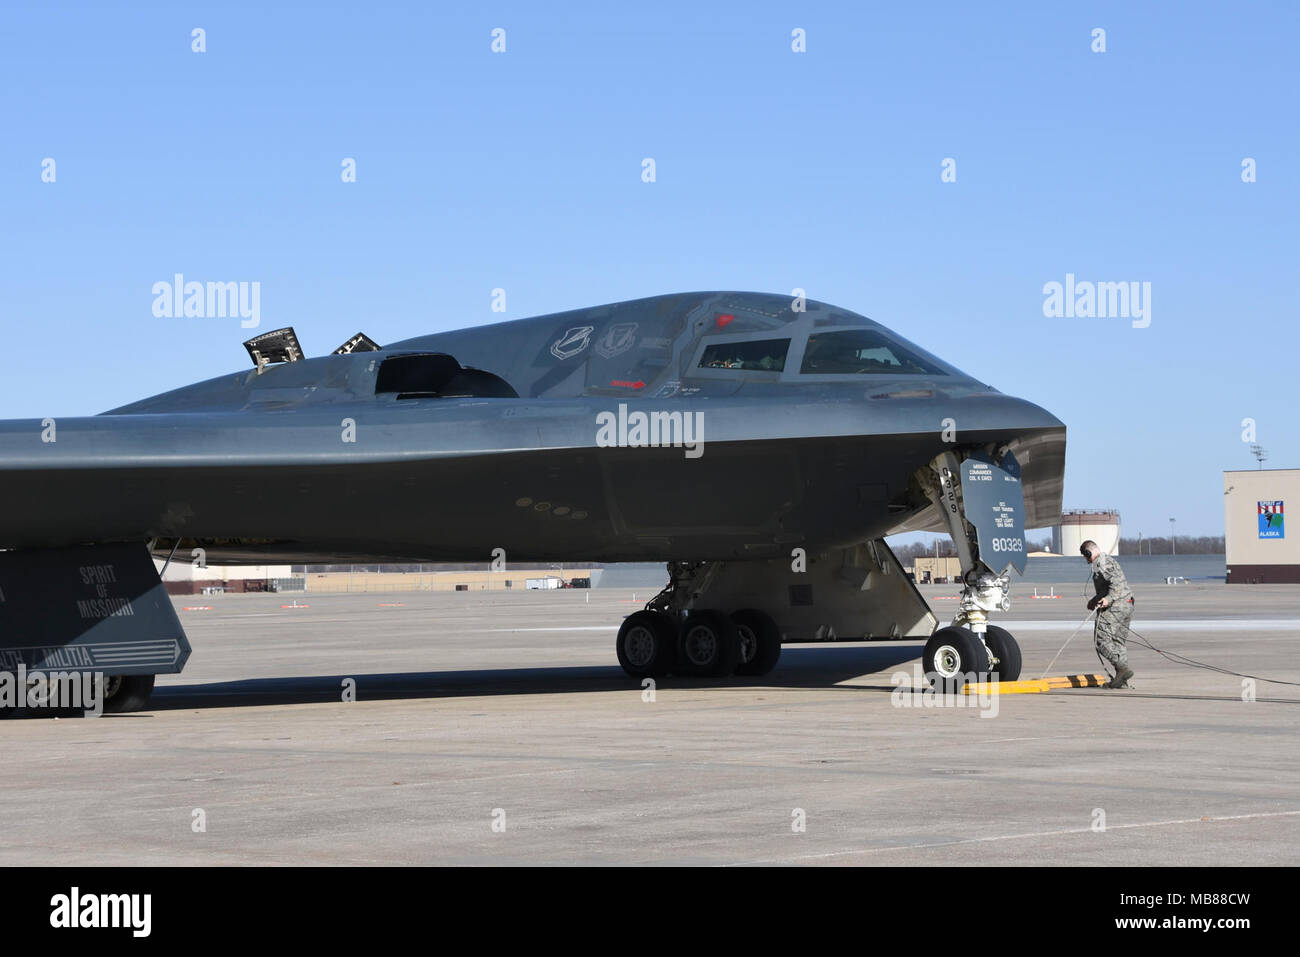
[715,313,735,327]
[183,606,213,611]
[609,379,645,389]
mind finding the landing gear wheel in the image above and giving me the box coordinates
[616,611,677,678]
[922,627,991,692]
[731,609,782,676]
[101,674,156,713]
[982,625,1022,682]
[677,610,741,677]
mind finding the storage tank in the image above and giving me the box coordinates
[1052,509,1121,555]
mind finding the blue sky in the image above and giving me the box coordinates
[3,1,1295,539]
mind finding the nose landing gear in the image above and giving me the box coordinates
[922,626,990,692]
[916,449,1029,687]
[981,624,1023,682]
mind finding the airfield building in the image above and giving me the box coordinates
[154,560,296,595]
[1225,468,1298,583]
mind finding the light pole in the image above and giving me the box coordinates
[1169,518,1176,556]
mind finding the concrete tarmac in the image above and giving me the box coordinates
[3,582,1298,866]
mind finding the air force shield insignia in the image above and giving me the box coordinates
[550,326,594,360]
[595,322,639,359]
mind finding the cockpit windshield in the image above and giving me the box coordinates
[800,329,945,376]
[698,338,789,372]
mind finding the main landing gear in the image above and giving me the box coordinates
[101,674,157,713]
[615,542,938,681]
[616,603,782,680]
[1,672,156,716]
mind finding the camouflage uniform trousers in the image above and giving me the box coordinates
[1094,602,1133,670]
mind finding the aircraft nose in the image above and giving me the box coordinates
[946,389,1065,433]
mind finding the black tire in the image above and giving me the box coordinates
[676,610,742,677]
[982,625,1022,682]
[732,608,782,676]
[102,674,156,714]
[616,611,677,678]
[922,626,990,692]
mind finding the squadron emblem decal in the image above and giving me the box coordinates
[550,326,594,360]
[594,322,639,359]
[1259,501,1285,539]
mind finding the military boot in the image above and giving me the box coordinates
[1107,664,1134,689]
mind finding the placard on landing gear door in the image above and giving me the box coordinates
[960,451,1027,575]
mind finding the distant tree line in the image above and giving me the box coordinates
[890,541,951,563]
[1118,536,1224,555]
[891,538,1054,563]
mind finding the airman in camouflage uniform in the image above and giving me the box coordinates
[1081,539,1134,688]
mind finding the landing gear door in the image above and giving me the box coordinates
[959,451,1027,576]
[0,543,190,677]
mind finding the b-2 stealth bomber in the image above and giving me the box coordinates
[0,292,1065,711]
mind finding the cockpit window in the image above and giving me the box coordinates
[800,330,944,375]
[698,338,789,372]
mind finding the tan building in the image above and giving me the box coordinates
[910,556,963,584]
[1225,469,1299,583]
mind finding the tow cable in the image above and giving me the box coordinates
[1038,575,1300,689]
[1118,621,1300,688]
[1038,612,1097,679]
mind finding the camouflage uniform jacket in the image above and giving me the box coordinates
[1091,553,1133,607]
